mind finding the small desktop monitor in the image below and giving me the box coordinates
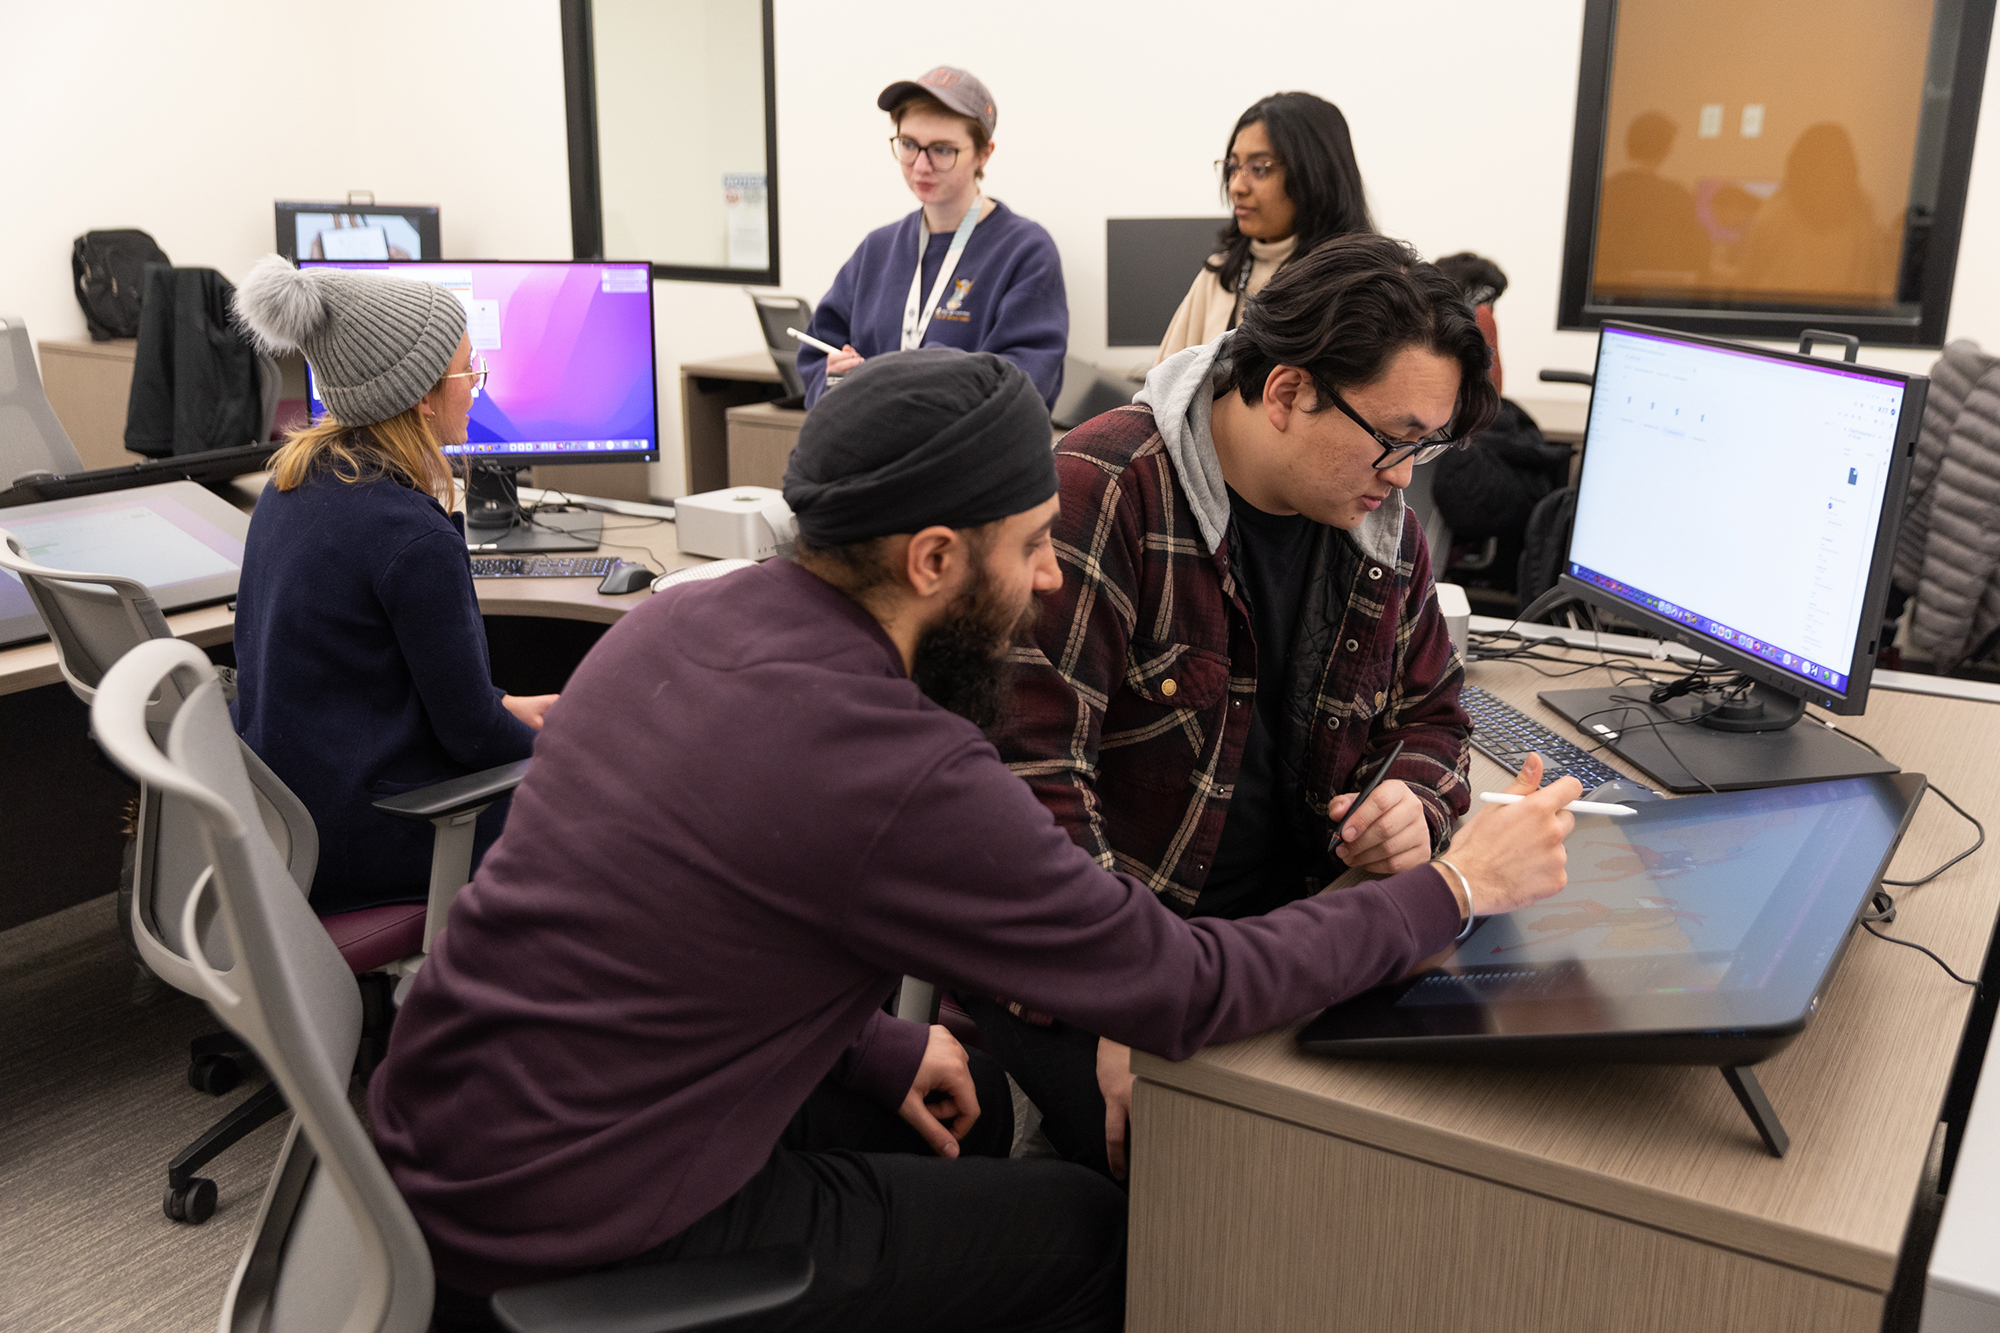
[277,202,441,263]
[1106,218,1228,347]
[1538,321,1927,792]
[301,259,657,551]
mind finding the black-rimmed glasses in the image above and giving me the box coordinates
[890,135,965,169]
[1327,388,1468,468]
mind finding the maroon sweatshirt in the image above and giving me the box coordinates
[368,557,1461,1294]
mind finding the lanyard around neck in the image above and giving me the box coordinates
[901,196,983,351]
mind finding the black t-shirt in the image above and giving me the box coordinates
[1196,488,1323,919]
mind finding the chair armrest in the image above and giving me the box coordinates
[370,760,531,822]
[490,1246,813,1333]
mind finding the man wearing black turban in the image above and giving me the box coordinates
[374,348,1576,1333]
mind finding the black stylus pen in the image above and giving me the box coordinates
[1330,739,1405,860]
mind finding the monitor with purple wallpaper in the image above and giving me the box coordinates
[300,259,657,551]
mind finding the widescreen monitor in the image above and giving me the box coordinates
[1540,322,1925,791]
[302,259,657,551]
[276,201,442,263]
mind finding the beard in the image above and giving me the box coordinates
[910,562,1041,728]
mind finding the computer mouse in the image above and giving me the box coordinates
[596,561,655,595]
[1586,778,1664,804]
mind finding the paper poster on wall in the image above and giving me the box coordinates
[724,173,769,269]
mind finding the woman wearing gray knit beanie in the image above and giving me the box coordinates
[226,256,556,917]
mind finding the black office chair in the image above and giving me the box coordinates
[0,530,526,1224]
[92,638,812,1333]
[745,291,812,402]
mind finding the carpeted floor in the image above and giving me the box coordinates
[0,894,288,1332]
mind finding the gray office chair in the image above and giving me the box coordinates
[0,529,525,1224]
[92,639,812,1333]
[0,315,86,485]
[1402,459,1452,568]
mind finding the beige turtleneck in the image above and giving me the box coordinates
[1154,233,1299,363]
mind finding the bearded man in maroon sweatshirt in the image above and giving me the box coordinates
[370,348,1579,1333]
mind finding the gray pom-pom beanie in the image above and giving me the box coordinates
[232,255,466,427]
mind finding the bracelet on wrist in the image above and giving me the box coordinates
[1433,857,1478,942]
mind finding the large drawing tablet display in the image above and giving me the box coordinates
[1299,774,1927,1069]
[0,481,250,648]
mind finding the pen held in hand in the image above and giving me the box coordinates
[787,327,843,356]
[1478,792,1636,816]
[1331,740,1405,855]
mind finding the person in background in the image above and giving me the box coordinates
[230,257,553,916]
[1155,91,1374,362]
[1428,252,1573,595]
[986,235,1490,1182]
[799,66,1067,409]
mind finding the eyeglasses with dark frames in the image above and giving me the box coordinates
[1325,387,1468,469]
[890,135,966,169]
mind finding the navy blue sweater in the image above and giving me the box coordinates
[231,469,536,916]
[800,200,1067,408]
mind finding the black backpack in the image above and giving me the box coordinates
[1516,486,1579,608]
[71,229,171,341]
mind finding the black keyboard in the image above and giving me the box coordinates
[470,556,617,579]
[1462,685,1628,792]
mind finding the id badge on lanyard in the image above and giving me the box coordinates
[901,197,982,351]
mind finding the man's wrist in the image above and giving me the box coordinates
[1430,857,1473,920]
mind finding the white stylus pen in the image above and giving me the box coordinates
[1478,792,1637,816]
[787,327,843,356]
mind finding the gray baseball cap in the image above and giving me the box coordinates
[877,66,997,137]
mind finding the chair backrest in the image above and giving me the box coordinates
[0,529,317,978]
[0,317,86,485]
[92,639,434,1333]
[746,292,812,399]
[1402,459,1452,571]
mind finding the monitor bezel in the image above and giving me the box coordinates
[1553,0,1997,348]
[1557,320,1926,717]
[275,202,443,263]
[296,257,660,469]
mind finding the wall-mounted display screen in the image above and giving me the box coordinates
[1557,0,1994,345]
[275,202,441,263]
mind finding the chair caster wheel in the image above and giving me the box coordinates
[164,1178,218,1224]
[188,1054,242,1096]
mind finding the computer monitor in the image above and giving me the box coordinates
[1536,321,1927,792]
[276,202,442,262]
[301,259,658,552]
[1106,218,1228,347]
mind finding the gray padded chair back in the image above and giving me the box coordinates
[92,640,434,1333]
[0,530,317,976]
[0,317,85,484]
[746,291,812,399]
[1402,460,1452,568]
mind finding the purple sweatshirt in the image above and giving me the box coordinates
[368,558,1460,1294]
[800,200,1067,409]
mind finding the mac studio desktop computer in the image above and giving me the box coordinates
[302,259,658,552]
[1536,322,1927,793]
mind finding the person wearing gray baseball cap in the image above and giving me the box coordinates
[224,256,554,917]
[796,65,1069,412]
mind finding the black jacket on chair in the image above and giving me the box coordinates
[125,266,272,458]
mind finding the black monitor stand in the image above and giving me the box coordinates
[1537,679,1898,793]
[462,462,601,553]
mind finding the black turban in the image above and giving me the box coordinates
[782,349,1056,547]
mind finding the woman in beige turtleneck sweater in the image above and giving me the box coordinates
[1156,92,1375,362]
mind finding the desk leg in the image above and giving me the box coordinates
[1721,1065,1790,1158]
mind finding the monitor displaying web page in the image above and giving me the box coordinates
[301,260,657,466]
[1566,325,1909,700]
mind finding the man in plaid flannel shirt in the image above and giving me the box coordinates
[976,235,1499,1180]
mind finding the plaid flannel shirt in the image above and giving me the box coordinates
[994,403,1472,913]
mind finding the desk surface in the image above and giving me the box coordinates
[1134,648,2000,1298]
[0,475,709,697]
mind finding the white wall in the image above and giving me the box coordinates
[7,0,1998,499]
